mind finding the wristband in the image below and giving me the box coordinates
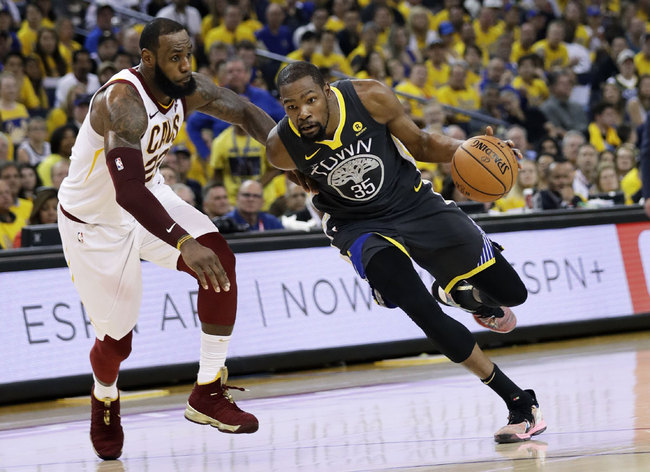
[176,234,193,250]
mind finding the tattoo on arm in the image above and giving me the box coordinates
[199,86,246,124]
[189,74,275,144]
[106,84,147,147]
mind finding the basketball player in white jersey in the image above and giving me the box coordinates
[57,19,276,460]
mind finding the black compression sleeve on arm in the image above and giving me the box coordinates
[106,147,189,247]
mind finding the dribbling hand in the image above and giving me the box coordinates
[485,126,523,169]
[180,238,230,292]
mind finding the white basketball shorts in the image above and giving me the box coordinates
[58,183,216,341]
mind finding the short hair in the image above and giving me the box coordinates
[202,181,227,199]
[517,54,538,68]
[592,101,615,117]
[235,40,256,52]
[561,129,585,147]
[0,161,18,174]
[547,70,572,88]
[72,48,91,64]
[139,18,187,54]
[277,62,326,90]
[4,51,25,65]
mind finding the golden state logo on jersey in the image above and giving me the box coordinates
[309,137,384,201]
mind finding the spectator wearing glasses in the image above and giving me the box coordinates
[224,180,283,232]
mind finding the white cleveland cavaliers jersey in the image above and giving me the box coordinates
[58,68,185,227]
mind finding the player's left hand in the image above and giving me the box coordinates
[485,126,523,170]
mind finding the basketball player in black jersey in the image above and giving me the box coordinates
[266,62,547,443]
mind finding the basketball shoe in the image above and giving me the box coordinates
[184,367,259,434]
[90,386,123,460]
[494,389,547,443]
[432,281,517,333]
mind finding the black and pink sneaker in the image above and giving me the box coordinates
[494,389,547,443]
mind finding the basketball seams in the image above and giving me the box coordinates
[458,143,507,194]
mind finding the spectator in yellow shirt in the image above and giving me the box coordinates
[356,50,391,85]
[512,54,549,107]
[511,22,538,64]
[0,161,33,226]
[634,34,650,76]
[2,52,40,111]
[281,31,319,72]
[17,3,44,57]
[454,22,489,66]
[424,39,450,89]
[587,102,621,152]
[463,44,483,90]
[394,62,435,122]
[473,4,505,57]
[204,4,256,54]
[437,62,480,130]
[564,1,590,48]
[209,125,283,211]
[533,20,570,71]
[325,0,348,33]
[372,4,394,50]
[0,74,29,146]
[313,30,352,80]
[0,178,26,249]
[348,22,384,74]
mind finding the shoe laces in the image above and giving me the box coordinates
[209,367,247,404]
[475,305,505,319]
[507,406,534,425]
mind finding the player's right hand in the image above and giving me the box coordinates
[180,239,230,292]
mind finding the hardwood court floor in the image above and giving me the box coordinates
[2,331,650,471]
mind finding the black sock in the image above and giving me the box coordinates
[481,364,532,409]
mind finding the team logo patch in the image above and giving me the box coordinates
[77,232,84,243]
[327,154,384,201]
[115,157,124,171]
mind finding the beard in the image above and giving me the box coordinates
[153,62,197,99]
[299,101,330,143]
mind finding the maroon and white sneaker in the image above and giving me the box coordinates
[90,386,123,460]
[433,282,517,333]
[494,389,547,443]
[184,367,258,434]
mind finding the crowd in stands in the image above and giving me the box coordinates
[1,0,650,250]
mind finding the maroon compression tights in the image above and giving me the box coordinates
[90,232,237,384]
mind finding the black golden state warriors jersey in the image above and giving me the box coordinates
[278,80,423,220]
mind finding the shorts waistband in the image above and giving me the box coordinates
[60,205,87,224]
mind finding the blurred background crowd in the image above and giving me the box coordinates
[0,0,649,250]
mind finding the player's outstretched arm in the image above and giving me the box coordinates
[186,73,276,145]
[353,80,463,163]
[98,83,230,292]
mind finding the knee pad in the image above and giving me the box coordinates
[178,232,238,326]
[90,331,133,383]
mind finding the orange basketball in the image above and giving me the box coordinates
[451,135,519,203]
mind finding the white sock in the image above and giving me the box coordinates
[197,333,230,385]
[93,374,119,400]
